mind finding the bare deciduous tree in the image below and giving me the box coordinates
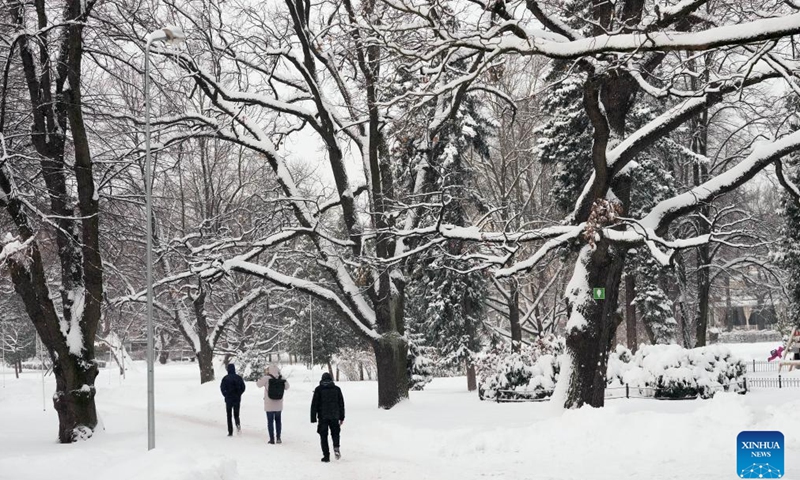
[0,0,104,442]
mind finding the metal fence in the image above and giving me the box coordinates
[747,360,781,373]
[604,385,657,399]
[493,390,550,403]
[746,376,800,388]
[493,386,662,402]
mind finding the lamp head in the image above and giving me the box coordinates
[146,25,187,45]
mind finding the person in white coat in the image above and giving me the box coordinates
[256,365,289,444]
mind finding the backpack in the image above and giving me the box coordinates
[267,376,286,400]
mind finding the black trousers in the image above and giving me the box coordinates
[226,401,241,434]
[317,418,341,457]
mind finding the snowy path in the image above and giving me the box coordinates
[1,362,799,480]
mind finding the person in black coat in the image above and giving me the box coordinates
[220,363,246,436]
[310,372,345,462]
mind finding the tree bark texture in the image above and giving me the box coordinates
[372,332,409,409]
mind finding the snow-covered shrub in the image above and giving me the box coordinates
[605,344,633,386]
[607,344,747,399]
[475,335,563,400]
[481,341,746,401]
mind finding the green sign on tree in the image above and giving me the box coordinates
[593,288,605,300]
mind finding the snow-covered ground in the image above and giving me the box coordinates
[722,342,785,361]
[0,352,798,480]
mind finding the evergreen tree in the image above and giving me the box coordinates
[284,300,367,369]
[778,117,800,329]
[410,259,487,363]
[623,99,686,345]
[535,72,592,212]
[534,0,594,212]
[406,328,434,390]
[391,59,492,388]
[631,254,678,344]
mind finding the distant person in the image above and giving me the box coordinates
[256,365,289,444]
[768,346,785,362]
[310,372,345,462]
[220,363,246,437]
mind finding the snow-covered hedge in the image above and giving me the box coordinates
[709,328,782,344]
[478,340,747,401]
[607,344,747,399]
[474,336,564,401]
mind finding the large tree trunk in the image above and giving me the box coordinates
[372,332,409,409]
[192,288,216,383]
[724,274,732,329]
[625,274,638,352]
[466,361,477,391]
[197,345,215,384]
[693,160,711,346]
[642,316,656,345]
[695,244,711,346]
[158,330,170,365]
[509,281,522,350]
[564,241,628,409]
[53,355,99,441]
[691,56,711,347]
[7,247,99,442]
[674,256,694,347]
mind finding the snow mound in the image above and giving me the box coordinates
[100,450,238,480]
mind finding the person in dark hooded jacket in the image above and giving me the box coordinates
[310,372,345,462]
[220,363,246,436]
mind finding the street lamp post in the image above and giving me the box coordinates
[144,25,186,451]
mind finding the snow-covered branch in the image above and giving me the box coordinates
[496,226,585,277]
[221,259,379,340]
[209,287,268,348]
[642,130,800,230]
